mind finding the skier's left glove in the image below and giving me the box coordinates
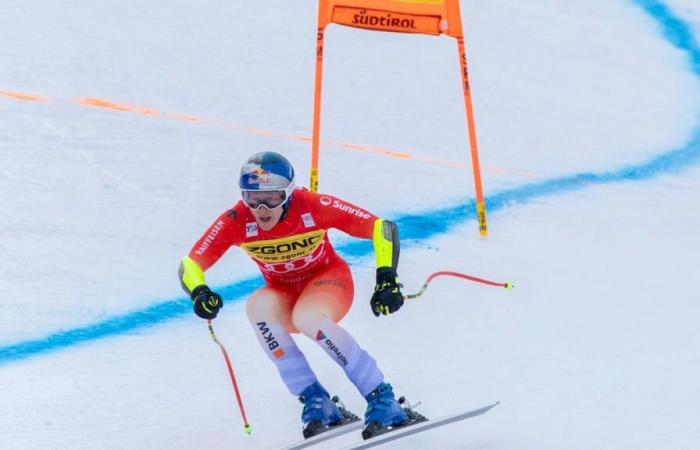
[191,285,223,320]
[370,267,404,317]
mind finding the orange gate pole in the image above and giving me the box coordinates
[456,37,488,236]
[310,25,326,193]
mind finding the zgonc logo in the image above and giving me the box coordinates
[240,230,326,263]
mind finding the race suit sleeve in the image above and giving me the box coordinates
[178,203,245,294]
[305,191,377,238]
[305,191,399,269]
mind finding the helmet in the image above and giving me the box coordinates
[239,151,295,210]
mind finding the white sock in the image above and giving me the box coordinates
[252,321,317,395]
[314,318,384,397]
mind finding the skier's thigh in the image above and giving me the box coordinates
[246,286,297,332]
[293,261,354,337]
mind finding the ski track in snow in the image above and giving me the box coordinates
[1,0,699,366]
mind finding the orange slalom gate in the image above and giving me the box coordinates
[310,0,489,236]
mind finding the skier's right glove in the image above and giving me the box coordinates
[370,267,404,317]
[191,285,223,320]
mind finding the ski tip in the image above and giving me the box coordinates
[243,424,253,435]
[504,282,515,290]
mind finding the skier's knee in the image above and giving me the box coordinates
[291,307,325,339]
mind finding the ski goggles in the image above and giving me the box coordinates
[242,189,288,210]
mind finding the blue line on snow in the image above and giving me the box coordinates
[1,0,699,366]
[634,0,700,75]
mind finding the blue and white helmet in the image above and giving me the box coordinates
[239,151,295,206]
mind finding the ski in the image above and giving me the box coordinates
[281,419,362,450]
[342,402,499,450]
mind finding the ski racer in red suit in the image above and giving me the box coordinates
[178,152,409,438]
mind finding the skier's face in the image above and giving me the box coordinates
[250,203,284,230]
[242,189,287,230]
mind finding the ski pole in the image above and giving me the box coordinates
[207,320,252,435]
[405,270,514,300]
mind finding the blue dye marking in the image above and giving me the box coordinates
[633,0,700,75]
[1,1,699,366]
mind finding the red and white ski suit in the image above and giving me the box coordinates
[188,188,378,314]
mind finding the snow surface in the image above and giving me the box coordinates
[1,0,699,449]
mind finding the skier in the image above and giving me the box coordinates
[178,151,409,438]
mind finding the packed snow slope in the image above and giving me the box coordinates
[1,0,699,449]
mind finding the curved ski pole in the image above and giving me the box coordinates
[404,271,514,300]
[207,320,252,435]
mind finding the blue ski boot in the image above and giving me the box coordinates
[362,382,409,439]
[298,381,344,438]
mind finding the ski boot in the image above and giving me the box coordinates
[299,381,347,438]
[362,382,411,439]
